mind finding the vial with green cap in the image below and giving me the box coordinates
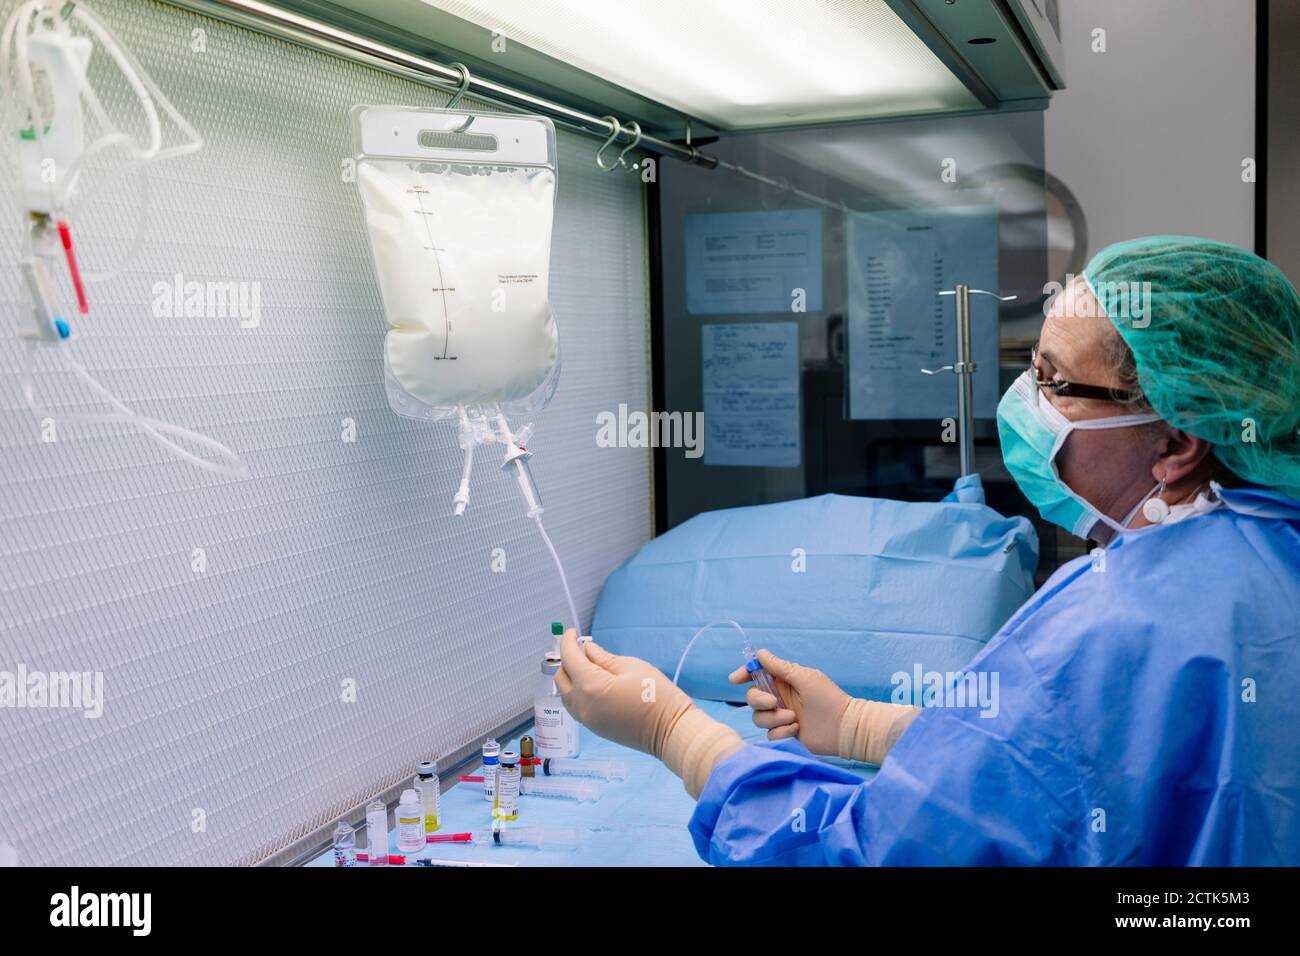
[536,623,580,757]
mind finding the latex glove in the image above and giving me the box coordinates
[554,629,695,758]
[728,649,850,756]
[556,629,743,797]
[729,650,921,764]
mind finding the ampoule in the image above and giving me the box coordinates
[332,821,356,867]
[493,750,521,820]
[395,790,425,853]
[482,737,500,802]
[415,759,441,832]
[365,800,389,866]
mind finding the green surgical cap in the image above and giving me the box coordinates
[1083,235,1300,500]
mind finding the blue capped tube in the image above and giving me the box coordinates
[743,640,786,709]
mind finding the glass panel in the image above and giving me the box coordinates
[658,109,1075,574]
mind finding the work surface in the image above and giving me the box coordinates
[307,699,877,867]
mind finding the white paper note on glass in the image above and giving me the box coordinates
[702,322,800,467]
[686,208,823,315]
[846,207,999,420]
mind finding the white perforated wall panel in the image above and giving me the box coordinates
[0,0,651,865]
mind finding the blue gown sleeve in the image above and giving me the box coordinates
[689,621,1098,866]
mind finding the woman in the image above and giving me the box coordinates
[557,236,1300,865]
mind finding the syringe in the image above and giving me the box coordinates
[522,776,601,802]
[743,639,786,709]
[460,774,601,803]
[473,824,582,850]
[540,757,627,782]
[413,857,515,868]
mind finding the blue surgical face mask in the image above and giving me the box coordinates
[997,370,1163,539]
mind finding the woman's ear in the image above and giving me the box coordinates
[1154,427,1215,484]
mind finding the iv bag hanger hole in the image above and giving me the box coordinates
[416,129,498,152]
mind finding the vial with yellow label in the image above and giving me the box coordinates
[493,750,521,820]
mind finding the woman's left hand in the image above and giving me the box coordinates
[555,628,694,758]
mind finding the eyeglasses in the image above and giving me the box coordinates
[1031,345,1140,403]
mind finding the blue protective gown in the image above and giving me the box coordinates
[689,486,1300,865]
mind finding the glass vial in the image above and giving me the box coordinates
[482,737,500,802]
[415,759,441,833]
[520,736,536,778]
[365,800,388,866]
[332,821,356,867]
[493,751,521,820]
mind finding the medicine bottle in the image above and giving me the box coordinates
[494,751,521,820]
[332,822,356,867]
[520,736,536,778]
[482,737,500,802]
[415,760,441,832]
[365,800,388,866]
[395,789,425,853]
[535,646,579,758]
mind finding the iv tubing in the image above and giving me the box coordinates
[534,511,581,638]
[673,619,748,688]
[494,408,582,634]
[22,342,248,478]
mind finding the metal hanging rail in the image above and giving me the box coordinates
[163,0,717,166]
[162,0,843,208]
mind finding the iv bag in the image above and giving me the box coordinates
[352,105,560,424]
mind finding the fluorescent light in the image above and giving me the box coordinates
[420,0,979,128]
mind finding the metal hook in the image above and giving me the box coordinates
[595,116,624,171]
[939,289,1018,301]
[444,62,476,132]
[614,121,643,169]
[445,62,471,109]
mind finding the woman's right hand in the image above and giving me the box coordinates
[727,650,852,756]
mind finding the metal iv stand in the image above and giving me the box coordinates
[923,284,1017,477]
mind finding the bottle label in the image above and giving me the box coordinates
[493,768,520,820]
[396,812,424,852]
[482,762,498,801]
[535,696,579,758]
